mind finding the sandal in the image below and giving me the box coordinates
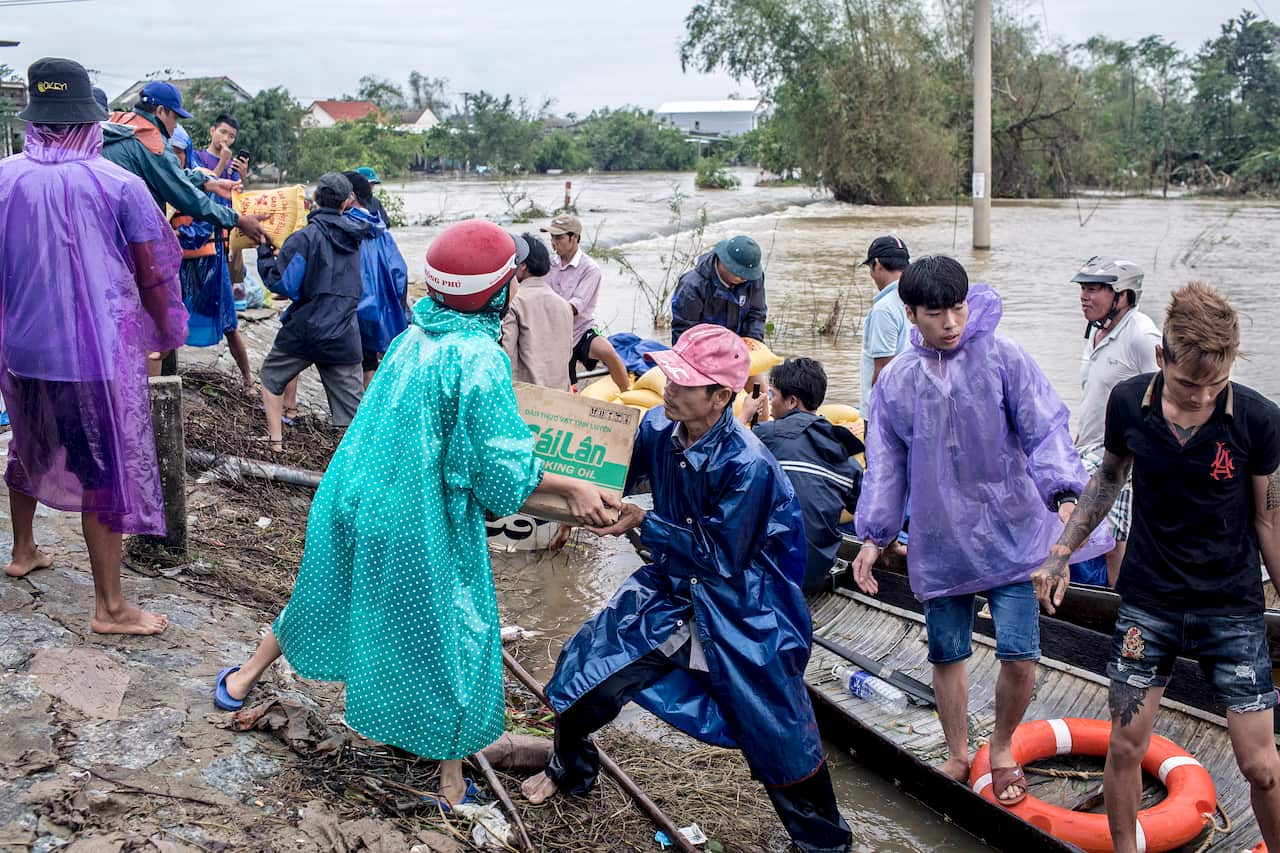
[990,764,1028,806]
[421,778,483,813]
[214,666,254,712]
[250,436,285,455]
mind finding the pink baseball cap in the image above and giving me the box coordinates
[645,324,751,391]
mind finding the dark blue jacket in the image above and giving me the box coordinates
[257,208,370,364]
[753,411,864,595]
[546,406,825,786]
[670,250,767,344]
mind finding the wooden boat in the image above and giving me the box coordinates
[805,585,1266,852]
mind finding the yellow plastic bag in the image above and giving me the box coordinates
[633,366,667,395]
[742,337,784,376]
[579,376,621,400]
[816,403,861,426]
[618,388,664,409]
[229,185,308,252]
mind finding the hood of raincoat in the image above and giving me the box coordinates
[856,284,1111,601]
[411,289,504,342]
[307,207,367,255]
[908,282,1002,356]
[22,122,103,163]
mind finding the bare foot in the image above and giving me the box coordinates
[5,548,52,578]
[223,668,256,702]
[521,771,558,804]
[91,604,169,635]
[939,756,970,782]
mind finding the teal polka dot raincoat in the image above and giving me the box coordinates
[272,294,542,760]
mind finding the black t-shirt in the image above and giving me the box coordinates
[1106,373,1280,614]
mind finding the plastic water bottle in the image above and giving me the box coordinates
[834,665,909,712]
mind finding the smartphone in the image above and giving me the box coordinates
[749,383,762,427]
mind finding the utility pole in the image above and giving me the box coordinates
[972,0,992,249]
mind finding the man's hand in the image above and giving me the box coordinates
[1030,545,1072,615]
[562,482,620,529]
[236,213,268,245]
[205,178,243,200]
[587,501,645,538]
[738,393,764,426]
[851,541,881,595]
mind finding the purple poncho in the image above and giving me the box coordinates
[855,285,1111,601]
[0,123,187,534]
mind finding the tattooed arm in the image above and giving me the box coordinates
[1255,470,1280,592]
[1030,449,1134,614]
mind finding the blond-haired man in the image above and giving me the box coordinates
[1032,281,1280,853]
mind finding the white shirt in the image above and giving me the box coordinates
[1076,308,1161,450]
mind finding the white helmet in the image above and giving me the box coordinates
[1071,256,1144,304]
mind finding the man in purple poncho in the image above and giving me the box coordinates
[850,256,1089,806]
[0,58,188,636]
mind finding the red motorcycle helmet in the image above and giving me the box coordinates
[424,220,519,313]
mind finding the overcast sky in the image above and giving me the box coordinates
[0,0,1262,115]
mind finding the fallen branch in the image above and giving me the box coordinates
[500,649,698,853]
[473,750,536,853]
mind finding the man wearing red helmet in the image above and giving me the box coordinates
[215,220,617,808]
[523,324,852,852]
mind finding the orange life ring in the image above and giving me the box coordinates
[969,717,1215,853]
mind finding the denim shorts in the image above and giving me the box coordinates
[922,581,1040,664]
[1107,601,1278,714]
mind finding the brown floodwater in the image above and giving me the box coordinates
[393,171,1278,851]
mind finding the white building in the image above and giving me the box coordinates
[655,99,769,137]
[395,107,441,134]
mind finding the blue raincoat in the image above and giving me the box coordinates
[546,405,825,787]
[855,284,1111,602]
[346,207,409,354]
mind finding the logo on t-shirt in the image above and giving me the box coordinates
[1210,442,1236,481]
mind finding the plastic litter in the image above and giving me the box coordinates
[655,823,708,848]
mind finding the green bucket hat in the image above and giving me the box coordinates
[714,235,763,281]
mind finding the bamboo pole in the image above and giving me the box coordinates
[501,649,697,853]
[472,750,535,853]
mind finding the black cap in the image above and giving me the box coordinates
[18,58,108,125]
[314,172,353,209]
[862,235,910,266]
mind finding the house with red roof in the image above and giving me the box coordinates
[302,100,384,128]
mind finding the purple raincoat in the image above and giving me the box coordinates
[0,123,186,534]
[855,285,1111,601]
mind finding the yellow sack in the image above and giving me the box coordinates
[229,184,308,252]
[817,403,861,426]
[579,376,621,400]
[633,366,667,395]
[742,337,784,376]
[618,388,664,409]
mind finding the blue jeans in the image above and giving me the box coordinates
[922,581,1040,664]
[1107,601,1278,714]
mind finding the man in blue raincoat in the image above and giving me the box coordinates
[343,170,408,385]
[523,324,852,852]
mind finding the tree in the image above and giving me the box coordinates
[578,108,697,171]
[1137,35,1185,197]
[533,130,588,172]
[354,75,407,113]
[407,71,450,116]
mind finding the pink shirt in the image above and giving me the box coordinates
[545,248,602,343]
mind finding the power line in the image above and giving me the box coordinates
[0,0,92,7]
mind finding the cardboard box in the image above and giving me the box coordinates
[514,382,641,524]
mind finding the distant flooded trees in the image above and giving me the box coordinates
[682,1,1280,202]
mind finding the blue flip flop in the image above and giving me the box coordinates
[214,666,247,712]
[421,778,483,812]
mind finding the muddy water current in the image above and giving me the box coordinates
[387,169,1278,851]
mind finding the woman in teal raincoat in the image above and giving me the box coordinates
[213,222,615,805]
